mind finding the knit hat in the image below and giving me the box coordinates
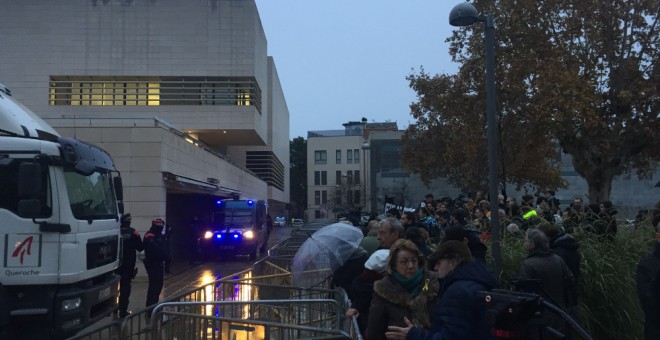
[364,249,389,273]
[152,218,165,227]
[429,240,472,263]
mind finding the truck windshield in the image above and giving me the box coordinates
[64,169,117,220]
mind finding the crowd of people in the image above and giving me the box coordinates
[334,191,660,339]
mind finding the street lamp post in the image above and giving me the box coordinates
[450,2,501,278]
[362,141,370,213]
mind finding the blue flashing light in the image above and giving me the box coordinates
[215,234,222,239]
[233,234,239,239]
[216,200,223,206]
[247,200,254,206]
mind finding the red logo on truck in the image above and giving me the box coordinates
[12,236,34,264]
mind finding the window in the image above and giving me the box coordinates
[321,171,327,185]
[335,190,342,205]
[347,171,353,185]
[347,149,353,164]
[336,150,341,164]
[315,210,321,218]
[321,190,327,204]
[314,171,320,185]
[315,190,321,205]
[49,76,262,112]
[354,190,361,205]
[314,150,327,164]
[354,149,360,164]
[354,170,360,185]
[336,171,342,185]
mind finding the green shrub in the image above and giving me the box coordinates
[485,221,655,340]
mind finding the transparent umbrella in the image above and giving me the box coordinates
[292,222,364,288]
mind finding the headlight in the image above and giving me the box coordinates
[243,230,255,239]
[204,231,214,239]
[62,297,81,311]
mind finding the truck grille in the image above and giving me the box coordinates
[86,235,118,270]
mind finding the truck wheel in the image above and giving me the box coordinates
[249,247,257,261]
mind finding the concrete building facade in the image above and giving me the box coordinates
[0,0,290,261]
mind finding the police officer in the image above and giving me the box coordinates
[117,213,143,318]
[143,218,170,309]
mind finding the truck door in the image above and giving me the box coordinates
[0,155,61,285]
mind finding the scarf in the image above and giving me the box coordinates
[393,268,424,298]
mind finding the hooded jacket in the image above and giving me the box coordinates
[143,222,170,266]
[367,270,440,340]
[406,260,499,340]
[550,233,581,282]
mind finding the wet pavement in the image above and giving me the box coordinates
[77,225,293,335]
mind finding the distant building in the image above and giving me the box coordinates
[306,119,454,222]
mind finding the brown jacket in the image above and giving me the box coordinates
[366,271,439,340]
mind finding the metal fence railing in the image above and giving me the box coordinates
[68,228,362,340]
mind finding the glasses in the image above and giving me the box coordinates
[397,257,419,266]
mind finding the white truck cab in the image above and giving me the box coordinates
[0,84,123,339]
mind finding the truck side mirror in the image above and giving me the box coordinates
[18,162,41,197]
[18,199,41,217]
[17,162,42,218]
[114,176,123,201]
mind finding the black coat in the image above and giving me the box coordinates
[636,243,660,340]
[550,233,581,282]
[143,227,170,266]
[518,248,578,339]
[407,260,499,340]
[120,226,144,272]
[332,248,369,294]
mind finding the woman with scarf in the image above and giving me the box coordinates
[367,239,440,340]
[384,241,500,340]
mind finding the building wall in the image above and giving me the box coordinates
[0,0,290,227]
[306,135,363,221]
[0,0,268,142]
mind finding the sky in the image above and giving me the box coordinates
[254,1,463,139]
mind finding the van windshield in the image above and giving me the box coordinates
[213,209,253,227]
[64,169,117,220]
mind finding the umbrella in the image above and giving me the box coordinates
[292,222,364,288]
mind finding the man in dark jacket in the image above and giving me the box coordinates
[117,213,144,318]
[517,229,577,339]
[538,222,581,283]
[143,218,170,309]
[636,215,660,340]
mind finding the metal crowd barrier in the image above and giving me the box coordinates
[68,230,362,340]
[148,299,352,339]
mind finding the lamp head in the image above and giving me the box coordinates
[449,2,481,26]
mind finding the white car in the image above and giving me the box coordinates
[274,216,286,227]
[292,219,304,228]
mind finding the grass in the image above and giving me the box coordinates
[485,220,655,340]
